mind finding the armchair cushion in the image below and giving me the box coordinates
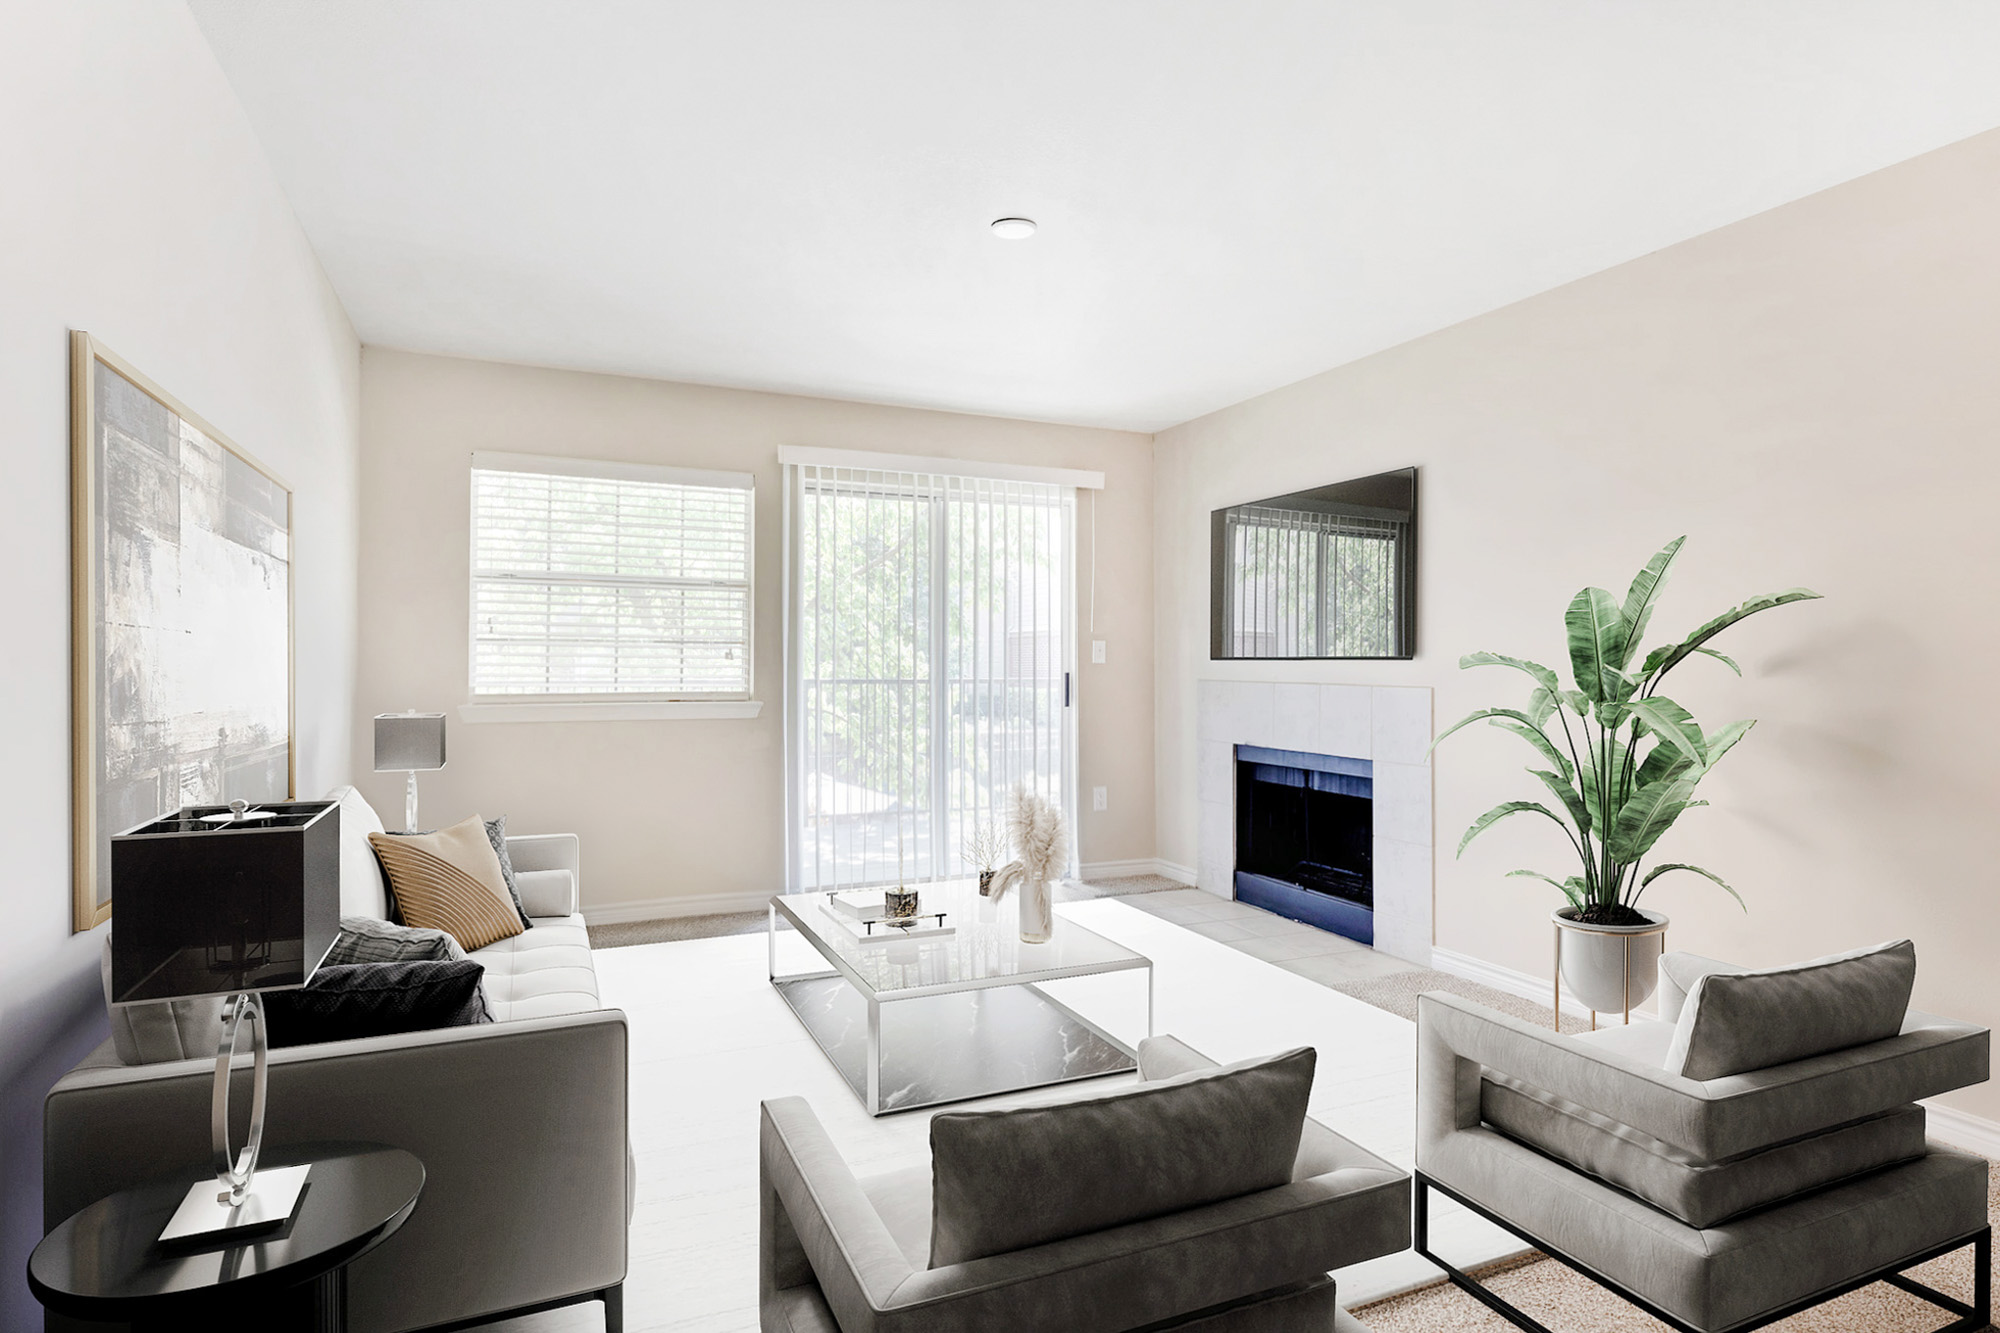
[1664,940,1915,1080]
[1482,1071,1925,1226]
[926,1046,1316,1267]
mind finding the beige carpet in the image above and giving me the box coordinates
[585,873,1184,948]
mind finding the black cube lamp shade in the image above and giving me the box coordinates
[109,800,341,1006]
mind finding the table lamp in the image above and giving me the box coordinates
[109,798,341,1243]
[373,710,447,832]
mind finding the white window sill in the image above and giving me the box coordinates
[458,700,764,723]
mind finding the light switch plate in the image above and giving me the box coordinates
[1091,639,1106,664]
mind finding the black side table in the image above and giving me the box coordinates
[29,1141,423,1332]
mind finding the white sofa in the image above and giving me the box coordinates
[44,786,630,1333]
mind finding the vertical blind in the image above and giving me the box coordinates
[1222,505,1405,658]
[470,454,754,697]
[788,463,1073,891]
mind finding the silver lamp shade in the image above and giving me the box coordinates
[374,711,447,831]
[373,711,447,772]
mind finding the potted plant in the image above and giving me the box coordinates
[1432,537,1819,1014]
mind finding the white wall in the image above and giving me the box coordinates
[356,349,1155,916]
[1156,128,2000,1122]
[0,5,360,1322]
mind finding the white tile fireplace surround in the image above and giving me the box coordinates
[1196,682,1434,967]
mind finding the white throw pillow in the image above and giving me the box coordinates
[327,784,391,920]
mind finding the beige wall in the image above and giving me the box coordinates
[358,349,1154,914]
[0,4,360,1321]
[1155,129,2000,1120]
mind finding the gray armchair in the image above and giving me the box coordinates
[761,1036,1408,1332]
[1415,944,1991,1333]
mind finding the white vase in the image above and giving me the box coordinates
[1019,877,1054,944]
[1553,908,1669,1015]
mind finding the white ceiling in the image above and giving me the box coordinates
[189,2,2000,433]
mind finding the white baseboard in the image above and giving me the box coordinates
[1431,946,1634,1023]
[1924,1102,2000,1158]
[587,859,1201,926]
[583,891,773,925]
[1079,858,1194,884]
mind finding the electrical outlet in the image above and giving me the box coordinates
[1091,639,1107,664]
[1092,786,1108,812]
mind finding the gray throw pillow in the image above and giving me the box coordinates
[326,915,468,966]
[927,1045,1315,1268]
[1666,940,1915,1080]
[484,815,535,930]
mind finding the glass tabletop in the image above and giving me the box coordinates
[771,880,1150,1000]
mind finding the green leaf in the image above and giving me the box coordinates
[1607,777,1696,863]
[1635,740,1696,790]
[1561,690,1593,717]
[1576,743,1607,834]
[1566,587,1629,702]
[1646,589,1823,685]
[1460,652,1560,693]
[1703,719,1756,768]
[1640,862,1746,911]
[1428,707,1541,757]
[1492,719,1573,781]
[1526,687,1558,728]
[1624,696,1707,768]
[1507,869,1587,910]
[1693,647,1741,676]
[1618,537,1685,667]
[1528,768,1591,836]
[1458,801,1571,859]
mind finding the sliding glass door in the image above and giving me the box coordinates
[785,464,1074,892]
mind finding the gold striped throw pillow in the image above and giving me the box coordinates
[368,816,526,953]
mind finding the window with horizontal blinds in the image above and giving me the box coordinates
[469,459,753,698]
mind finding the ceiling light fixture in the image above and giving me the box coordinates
[990,217,1037,240]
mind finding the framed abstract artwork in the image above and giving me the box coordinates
[70,333,294,932]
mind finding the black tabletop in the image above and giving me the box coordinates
[29,1141,423,1321]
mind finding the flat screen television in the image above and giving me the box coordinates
[1209,467,1416,660]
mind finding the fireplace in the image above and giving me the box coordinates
[1233,745,1374,945]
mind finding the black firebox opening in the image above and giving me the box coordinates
[1236,764,1372,908]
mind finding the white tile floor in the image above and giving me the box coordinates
[474,895,1490,1333]
[1123,889,1426,989]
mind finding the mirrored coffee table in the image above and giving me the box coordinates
[769,881,1153,1115]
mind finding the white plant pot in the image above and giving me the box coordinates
[1019,878,1054,944]
[1553,908,1669,1015]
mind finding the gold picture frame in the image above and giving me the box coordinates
[70,332,296,932]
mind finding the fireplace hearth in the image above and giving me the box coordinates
[1233,745,1374,945]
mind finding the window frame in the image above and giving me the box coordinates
[465,451,756,711]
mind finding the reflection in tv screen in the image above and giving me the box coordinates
[1210,467,1416,660]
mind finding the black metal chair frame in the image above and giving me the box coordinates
[1415,1172,1992,1333]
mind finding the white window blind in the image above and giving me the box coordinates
[470,454,753,698]
[785,463,1075,891]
